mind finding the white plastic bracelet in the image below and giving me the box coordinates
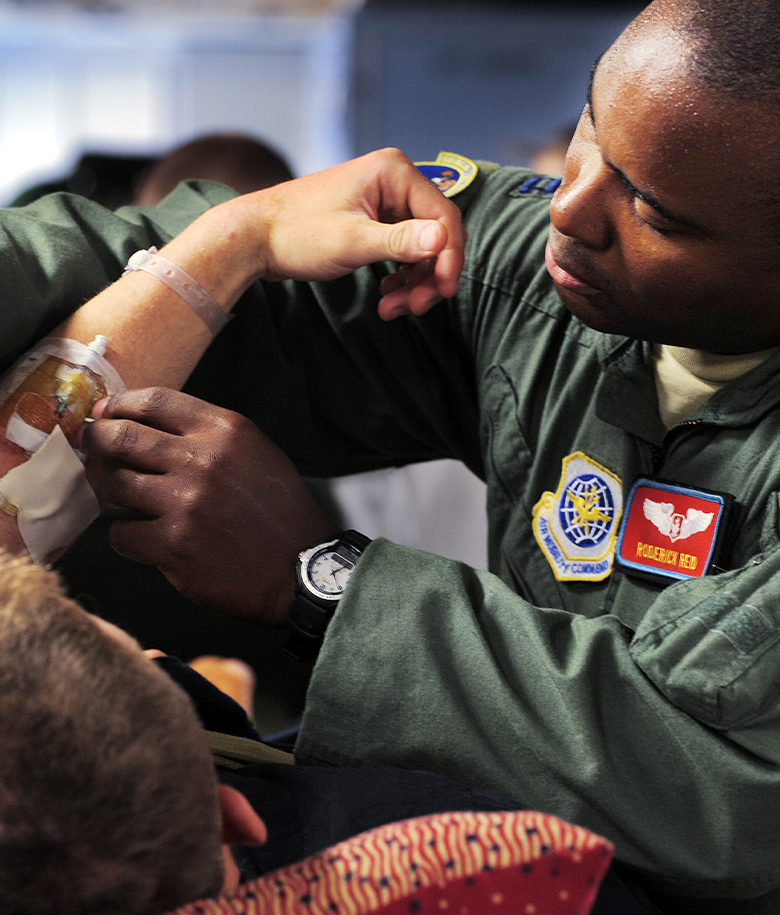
[123,247,232,336]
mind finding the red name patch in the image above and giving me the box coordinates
[616,479,732,582]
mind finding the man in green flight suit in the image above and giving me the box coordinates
[1,0,779,912]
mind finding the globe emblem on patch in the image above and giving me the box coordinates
[559,474,616,548]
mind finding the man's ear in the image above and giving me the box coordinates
[218,784,267,846]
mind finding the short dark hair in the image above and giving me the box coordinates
[662,0,780,236]
[675,0,780,102]
[0,552,224,915]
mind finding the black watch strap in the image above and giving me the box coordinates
[286,530,371,661]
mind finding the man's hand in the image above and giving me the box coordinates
[82,388,341,626]
[239,147,467,320]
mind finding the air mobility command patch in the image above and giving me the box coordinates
[416,152,478,198]
[616,479,733,583]
[533,452,623,582]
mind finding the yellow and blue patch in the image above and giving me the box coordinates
[533,452,623,582]
[415,152,478,198]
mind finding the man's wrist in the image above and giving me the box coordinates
[123,248,232,336]
[158,193,271,317]
[286,530,371,661]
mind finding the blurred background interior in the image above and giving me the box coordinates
[0,0,646,734]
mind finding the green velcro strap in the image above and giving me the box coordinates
[206,731,294,769]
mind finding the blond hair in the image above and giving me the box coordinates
[0,551,224,914]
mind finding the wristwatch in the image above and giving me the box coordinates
[286,529,372,660]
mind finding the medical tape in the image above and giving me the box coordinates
[0,426,99,562]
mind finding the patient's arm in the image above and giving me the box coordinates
[0,147,465,557]
[52,147,464,389]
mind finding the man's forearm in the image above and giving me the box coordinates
[1,148,465,562]
[26,148,465,390]
[51,193,268,391]
[0,190,269,558]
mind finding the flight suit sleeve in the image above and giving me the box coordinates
[629,536,780,755]
[296,538,780,902]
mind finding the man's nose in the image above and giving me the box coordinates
[549,153,612,251]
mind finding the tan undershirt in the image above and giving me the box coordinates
[652,344,779,428]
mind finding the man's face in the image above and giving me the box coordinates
[545,6,780,354]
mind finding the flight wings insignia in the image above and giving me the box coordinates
[642,499,714,543]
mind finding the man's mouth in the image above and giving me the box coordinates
[545,240,603,297]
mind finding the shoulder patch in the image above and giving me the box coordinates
[533,452,623,582]
[415,152,478,198]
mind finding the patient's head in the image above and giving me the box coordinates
[0,551,225,915]
[134,132,294,206]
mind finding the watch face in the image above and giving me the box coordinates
[306,548,356,598]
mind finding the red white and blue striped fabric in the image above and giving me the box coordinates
[169,809,613,915]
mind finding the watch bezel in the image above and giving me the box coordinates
[296,531,371,604]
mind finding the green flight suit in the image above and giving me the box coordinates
[2,166,780,909]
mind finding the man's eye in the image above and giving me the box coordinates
[632,195,677,236]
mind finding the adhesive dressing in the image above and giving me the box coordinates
[0,335,125,560]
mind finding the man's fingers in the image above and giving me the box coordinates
[108,516,163,565]
[383,217,463,280]
[92,465,164,516]
[384,219,446,260]
[374,214,465,319]
[434,221,467,297]
[83,415,175,473]
[377,258,457,319]
[91,388,207,437]
[320,216,451,280]
[263,148,467,289]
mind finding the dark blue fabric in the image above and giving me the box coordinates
[155,655,662,913]
[154,654,262,741]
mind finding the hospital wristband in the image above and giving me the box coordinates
[123,247,232,336]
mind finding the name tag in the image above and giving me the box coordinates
[616,479,733,583]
